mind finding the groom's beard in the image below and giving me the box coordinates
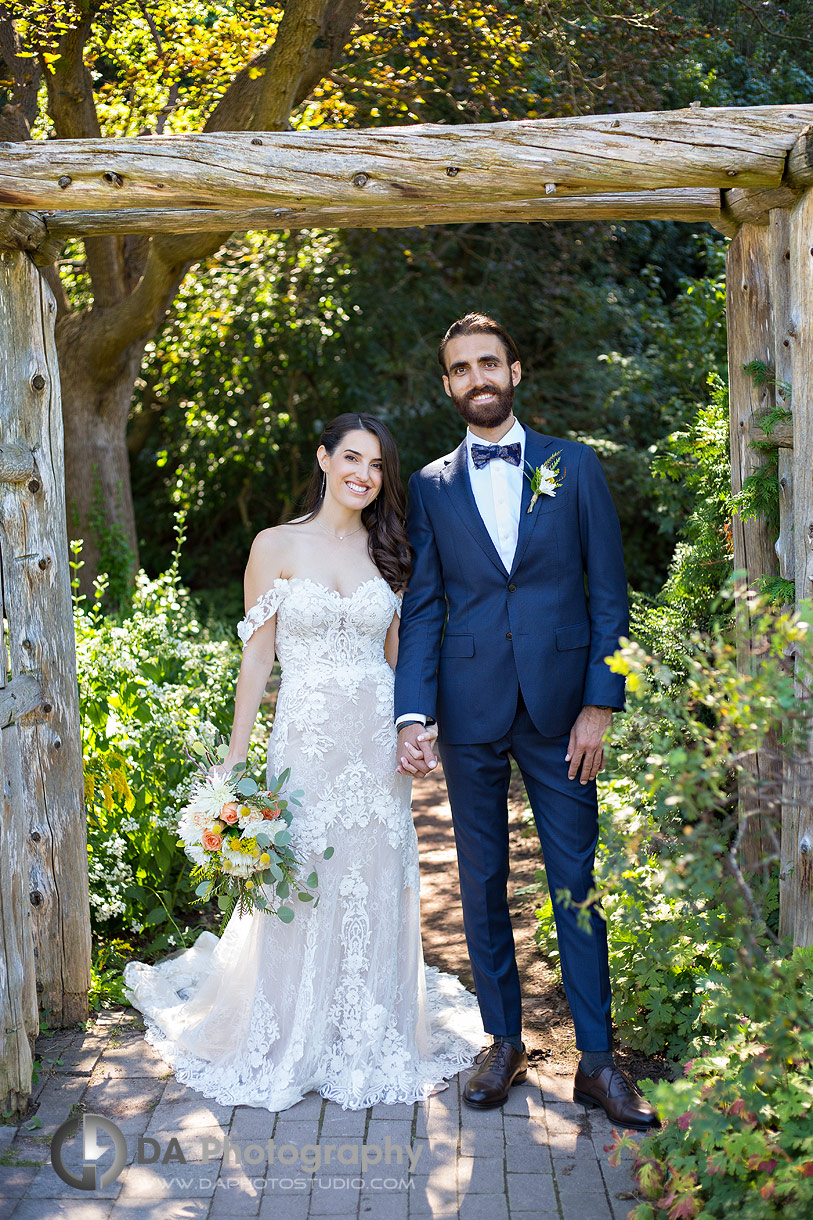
[450,380,514,430]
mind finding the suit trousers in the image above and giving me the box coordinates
[438,689,613,1051]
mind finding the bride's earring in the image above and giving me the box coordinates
[321,470,326,499]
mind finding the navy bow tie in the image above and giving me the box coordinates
[471,441,522,470]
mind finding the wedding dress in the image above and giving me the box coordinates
[123,575,483,1111]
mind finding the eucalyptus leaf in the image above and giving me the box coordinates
[306,871,318,888]
[274,829,292,847]
[195,881,212,897]
[235,777,258,795]
[277,905,294,923]
[298,892,314,902]
[276,880,290,900]
[216,743,229,759]
[191,742,206,756]
[323,846,335,860]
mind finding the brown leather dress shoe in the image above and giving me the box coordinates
[574,1065,660,1131]
[463,1040,528,1109]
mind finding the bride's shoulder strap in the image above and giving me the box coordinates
[237,581,285,647]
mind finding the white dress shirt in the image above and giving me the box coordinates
[396,418,526,729]
[465,417,525,572]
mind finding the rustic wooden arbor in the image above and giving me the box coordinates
[2,103,813,1112]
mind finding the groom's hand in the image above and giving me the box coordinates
[565,706,612,784]
[396,724,438,777]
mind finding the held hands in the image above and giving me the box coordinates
[565,705,612,785]
[395,723,438,777]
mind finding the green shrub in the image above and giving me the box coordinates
[75,530,269,952]
[614,947,813,1220]
[533,597,809,1061]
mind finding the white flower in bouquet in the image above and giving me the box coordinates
[194,775,238,819]
[220,844,258,878]
[178,743,333,920]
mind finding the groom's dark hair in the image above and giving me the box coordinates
[438,313,521,372]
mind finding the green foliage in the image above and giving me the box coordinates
[89,939,135,1010]
[75,525,268,947]
[755,576,795,610]
[534,597,811,1062]
[617,949,813,1220]
[731,456,781,534]
[632,372,733,666]
[88,469,136,613]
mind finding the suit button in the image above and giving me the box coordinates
[506,631,512,640]
[508,584,517,592]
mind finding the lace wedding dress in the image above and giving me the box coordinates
[124,575,483,1111]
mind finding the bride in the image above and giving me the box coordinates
[124,412,483,1111]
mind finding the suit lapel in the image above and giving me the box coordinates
[440,441,507,576]
[509,426,559,578]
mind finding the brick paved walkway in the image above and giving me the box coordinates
[0,770,644,1220]
[0,1008,641,1220]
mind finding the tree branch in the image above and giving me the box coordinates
[76,0,362,375]
[43,19,126,307]
[250,0,337,131]
[0,17,43,140]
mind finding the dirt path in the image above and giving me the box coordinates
[412,761,671,1085]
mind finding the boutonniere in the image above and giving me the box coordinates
[524,451,565,513]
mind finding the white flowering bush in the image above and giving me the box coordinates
[76,542,270,947]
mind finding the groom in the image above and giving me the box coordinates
[394,313,657,1129]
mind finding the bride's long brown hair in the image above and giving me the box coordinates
[294,414,412,593]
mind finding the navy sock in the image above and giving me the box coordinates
[492,1033,524,1052]
[579,1050,614,1075]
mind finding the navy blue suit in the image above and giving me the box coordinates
[394,424,629,1050]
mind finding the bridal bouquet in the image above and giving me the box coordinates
[177,740,333,921]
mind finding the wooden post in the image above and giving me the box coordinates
[726,223,782,876]
[766,208,799,942]
[0,596,39,1115]
[787,187,813,946]
[0,249,91,1027]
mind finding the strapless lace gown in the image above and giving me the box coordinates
[123,576,483,1110]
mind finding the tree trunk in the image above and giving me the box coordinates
[55,316,146,596]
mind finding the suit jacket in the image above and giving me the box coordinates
[394,425,629,743]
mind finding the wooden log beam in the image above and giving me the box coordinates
[751,414,793,446]
[787,125,813,188]
[37,188,726,239]
[0,674,42,729]
[0,249,91,1026]
[1,105,812,214]
[0,210,64,267]
[724,185,800,228]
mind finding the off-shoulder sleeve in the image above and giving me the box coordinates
[237,584,283,647]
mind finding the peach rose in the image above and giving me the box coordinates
[201,828,223,852]
[221,803,239,824]
[261,804,281,821]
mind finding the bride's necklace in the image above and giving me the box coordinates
[316,518,364,541]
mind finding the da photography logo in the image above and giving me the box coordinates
[51,1113,127,1191]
